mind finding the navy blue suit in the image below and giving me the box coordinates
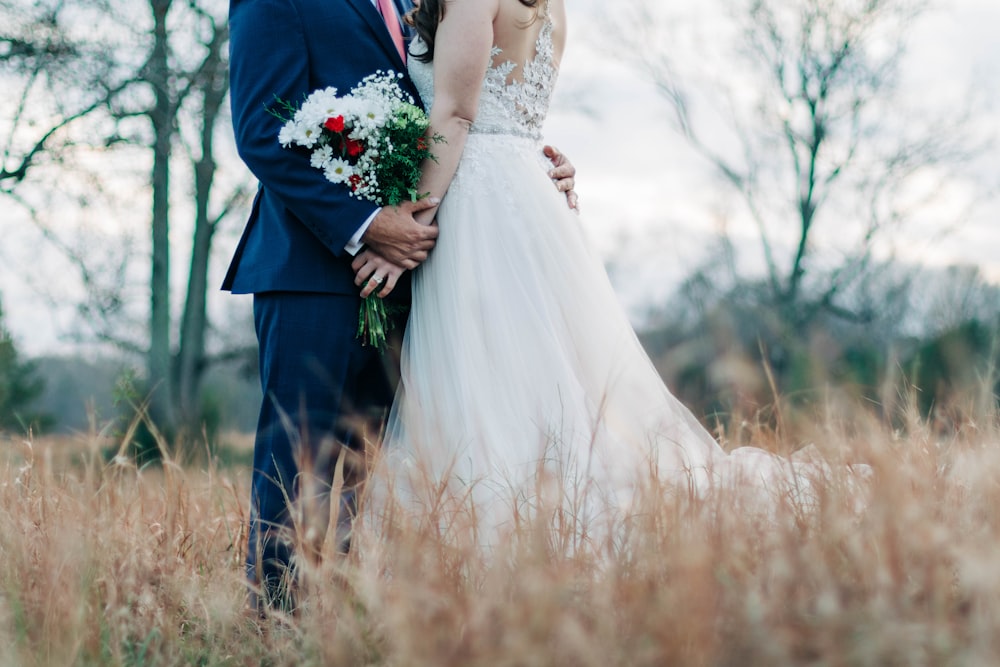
[225,0,417,610]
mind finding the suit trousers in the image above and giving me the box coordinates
[247,291,398,610]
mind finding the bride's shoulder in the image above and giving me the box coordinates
[447,0,501,21]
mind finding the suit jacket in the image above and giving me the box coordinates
[224,0,422,296]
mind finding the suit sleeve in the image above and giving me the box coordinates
[228,0,378,256]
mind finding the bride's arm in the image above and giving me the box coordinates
[412,0,498,225]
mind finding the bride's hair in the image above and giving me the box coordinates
[406,0,540,63]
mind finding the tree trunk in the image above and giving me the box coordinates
[147,0,175,438]
[175,25,230,444]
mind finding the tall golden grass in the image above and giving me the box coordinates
[1,395,998,666]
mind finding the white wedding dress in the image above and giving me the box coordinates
[371,5,842,537]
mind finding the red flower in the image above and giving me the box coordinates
[324,115,345,133]
[416,137,428,151]
[345,137,364,157]
[349,174,362,191]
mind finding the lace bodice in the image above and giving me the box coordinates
[407,3,558,140]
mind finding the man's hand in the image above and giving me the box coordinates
[544,145,580,212]
[362,197,441,269]
[352,249,407,298]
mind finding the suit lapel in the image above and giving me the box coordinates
[344,0,407,72]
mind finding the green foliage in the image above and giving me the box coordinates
[374,102,440,207]
[906,319,1000,416]
[0,299,51,434]
[108,368,162,467]
[107,362,261,466]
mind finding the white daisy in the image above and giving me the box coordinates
[299,87,340,126]
[324,158,353,184]
[336,96,365,122]
[292,123,321,148]
[356,106,388,132]
[278,122,297,148]
[310,144,333,169]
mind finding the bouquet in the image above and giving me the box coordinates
[274,71,439,348]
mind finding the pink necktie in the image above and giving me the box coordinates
[376,0,407,63]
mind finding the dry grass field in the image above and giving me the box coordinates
[1,398,999,666]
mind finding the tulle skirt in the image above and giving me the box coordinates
[369,133,835,540]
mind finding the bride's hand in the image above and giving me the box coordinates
[544,145,580,212]
[352,249,407,299]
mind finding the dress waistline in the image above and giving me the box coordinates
[468,125,543,141]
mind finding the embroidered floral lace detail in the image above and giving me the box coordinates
[407,1,557,140]
[476,6,556,139]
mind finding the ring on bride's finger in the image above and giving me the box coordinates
[371,275,385,284]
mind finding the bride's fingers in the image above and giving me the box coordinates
[351,249,373,273]
[554,176,575,193]
[354,260,377,287]
[359,271,385,298]
[377,270,402,298]
[352,250,404,298]
[543,144,569,171]
[549,164,573,180]
[361,265,403,299]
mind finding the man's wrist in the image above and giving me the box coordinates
[345,207,381,256]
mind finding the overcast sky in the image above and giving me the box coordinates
[1,0,998,354]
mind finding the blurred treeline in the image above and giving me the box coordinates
[640,263,1000,439]
[4,260,1000,442]
[0,296,260,439]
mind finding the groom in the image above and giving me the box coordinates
[226,0,578,612]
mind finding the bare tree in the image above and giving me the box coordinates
[614,0,981,326]
[0,0,252,446]
[1,0,126,188]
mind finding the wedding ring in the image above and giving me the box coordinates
[371,275,384,284]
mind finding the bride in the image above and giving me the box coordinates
[352,0,847,532]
